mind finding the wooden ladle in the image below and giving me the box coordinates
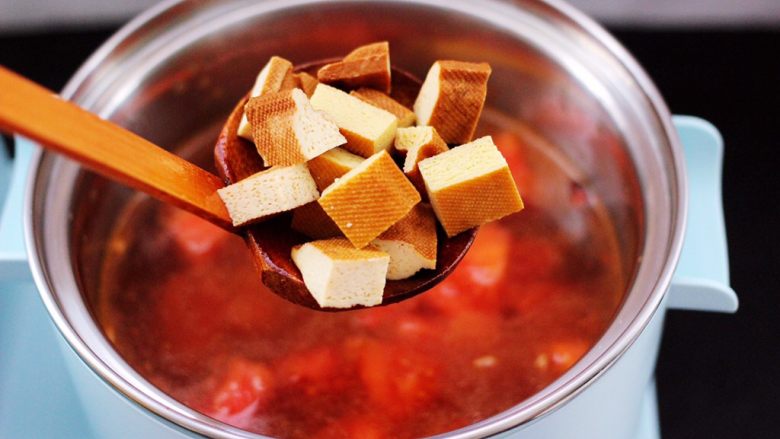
[0,64,475,311]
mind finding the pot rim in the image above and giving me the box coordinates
[24,0,687,437]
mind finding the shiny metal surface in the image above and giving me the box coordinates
[25,0,686,437]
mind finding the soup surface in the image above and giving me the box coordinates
[96,112,625,438]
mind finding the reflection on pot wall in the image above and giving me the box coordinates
[2,0,780,31]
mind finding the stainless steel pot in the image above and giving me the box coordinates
[7,0,737,437]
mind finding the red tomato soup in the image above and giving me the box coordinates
[96,113,626,438]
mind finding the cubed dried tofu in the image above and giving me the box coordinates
[245,88,346,167]
[350,88,416,127]
[372,204,437,280]
[291,239,390,308]
[418,136,523,236]
[318,150,421,248]
[395,126,449,194]
[317,41,391,93]
[237,56,294,139]
[307,147,364,192]
[310,83,398,157]
[291,202,343,240]
[217,163,319,227]
[280,70,298,91]
[413,60,491,145]
[293,71,319,97]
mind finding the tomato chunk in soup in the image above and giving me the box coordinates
[97,128,625,438]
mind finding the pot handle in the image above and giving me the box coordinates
[668,116,738,313]
[0,135,33,282]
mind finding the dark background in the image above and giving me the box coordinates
[1,27,777,438]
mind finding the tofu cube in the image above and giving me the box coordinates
[395,126,449,194]
[293,71,319,97]
[418,136,523,236]
[291,239,390,308]
[414,60,491,144]
[351,88,416,127]
[237,56,294,139]
[307,147,364,192]
[372,204,438,280]
[318,150,421,248]
[245,88,346,167]
[317,41,392,93]
[310,83,398,157]
[217,163,319,227]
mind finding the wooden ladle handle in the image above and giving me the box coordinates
[0,66,233,230]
